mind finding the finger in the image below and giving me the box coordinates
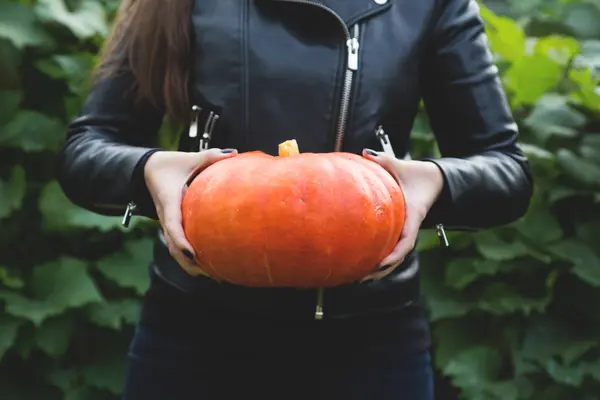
[185,148,238,186]
[360,257,404,282]
[360,213,421,282]
[361,148,400,179]
[379,213,421,268]
[163,229,210,277]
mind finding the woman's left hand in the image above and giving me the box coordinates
[360,149,445,282]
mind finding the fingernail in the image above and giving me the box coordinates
[183,250,195,261]
[221,148,236,154]
[377,264,392,272]
[364,149,378,156]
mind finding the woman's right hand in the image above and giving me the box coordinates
[144,148,237,277]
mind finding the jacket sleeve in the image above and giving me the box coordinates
[56,68,164,220]
[419,0,533,230]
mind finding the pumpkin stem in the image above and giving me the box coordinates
[278,139,300,157]
[314,288,324,320]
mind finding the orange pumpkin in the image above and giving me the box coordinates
[181,140,405,288]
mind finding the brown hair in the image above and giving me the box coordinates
[95,0,193,123]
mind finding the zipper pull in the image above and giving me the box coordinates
[346,25,360,71]
[436,224,450,248]
[122,201,138,228]
[200,112,219,151]
[315,288,324,320]
[189,106,201,138]
[375,125,396,157]
[346,37,359,71]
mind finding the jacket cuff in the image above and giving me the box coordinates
[419,158,458,229]
[130,148,163,220]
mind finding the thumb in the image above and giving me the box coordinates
[185,148,238,186]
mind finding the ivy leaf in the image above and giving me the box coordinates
[38,181,126,232]
[35,0,109,40]
[0,315,23,362]
[445,257,502,290]
[35,53,95,95]
[479,5,526,62]
[96,239,153,296]
[443,346,502,392]
[86,299,142,330]
[474,230,529,261]
[0,3,53,49]
[551,239,600,286]
[420,261,472,321]
[0,110,65,152]
[505,54,562,106]
[0,257,103,326]
[0,90,22,124]
[476,282,552,315]
[524,94,587,142]
[556,148,600,189]
[34,315,75,357]
[0,165,26,220]
[81,351,126,395]
[0,266,24,289]
[515,197,563,244]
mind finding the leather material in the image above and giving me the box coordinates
[57,0,533,318]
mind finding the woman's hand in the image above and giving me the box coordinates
[360,149,444,282]
[144,148,237,277]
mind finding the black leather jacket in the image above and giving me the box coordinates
[57,0,533,323]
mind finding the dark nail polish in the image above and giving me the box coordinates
[364,149,378,156]
[183,250,195,260]
[377,264,391,272]
[221,148,236,154]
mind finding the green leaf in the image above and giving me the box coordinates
[35,0,109,40]
[534,35,580,65]
[557,148,600,189]
[86,299,142,330]
[515,198,563,244]
[474,230,529,261]
[0,266,24,289]
[0,165,26,220]
[0,3,53,49]
[443,346,502,392]
[35,53,95,94]
[0,315,23,362]
[0,257,103,326]
[38,181,126,232]
[34,315,75,357]
[505,54,562,106]
[551,239,600,286]
[96,239,153,296]
[81,351,126,395]
[0,110,65,152]
[562,2,600,40]
[445,257,502,290]
[476,282,552,315]
[420,261,473,321]
[479,5,526,62]
[0,90,22,124]
[524,94,587,142]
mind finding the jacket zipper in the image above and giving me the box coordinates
[277,0,360,152]
[276,1,361,320]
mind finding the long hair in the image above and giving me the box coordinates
[95,0,194,123]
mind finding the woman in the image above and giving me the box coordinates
[57,0,533,398]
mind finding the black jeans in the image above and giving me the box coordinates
[122,272,434,400]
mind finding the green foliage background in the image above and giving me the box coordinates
[1,0,600,398]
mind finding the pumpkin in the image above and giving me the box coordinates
[181,140,406,288]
